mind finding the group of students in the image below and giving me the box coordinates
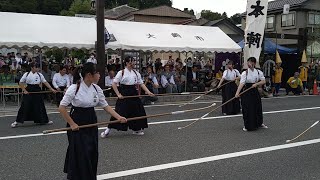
[217,57,268,132]
[11,56,268,180]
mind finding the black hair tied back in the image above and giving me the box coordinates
[72,62,96,84]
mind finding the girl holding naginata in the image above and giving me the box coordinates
[101,56,154,137]
[58,62,126,180]
[235,57,268,131]
[52,65,70,107]
[11,62,56,128]
[217,60,241,115]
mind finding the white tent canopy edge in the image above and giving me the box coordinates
[0,12,241,53]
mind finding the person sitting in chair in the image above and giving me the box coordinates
[187,65,205,92]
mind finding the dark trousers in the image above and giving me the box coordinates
[188,82,205,92]
[141,83,158,105]
[286,84,302,95]
[274,83,281,94]
[56,86,66,107]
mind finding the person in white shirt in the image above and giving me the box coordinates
[105,70,115,87]
[67,66,75,86]
[11,62,56,128]
[10,60,21,72]
[15,53,23,64]
[101,56,154,138]
[161,64,177,93]
[235,57,267,132]
[105,70,116,97]
[87,53,97,64]
[52,65,70,107]
[141,66,159,105]
[58,62,126,180]
[217,61,241,115]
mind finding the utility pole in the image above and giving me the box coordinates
[96,0,106,88]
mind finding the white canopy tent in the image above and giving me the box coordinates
[105,19,241,53]
[0,12,96,49]
[0,12,241,53]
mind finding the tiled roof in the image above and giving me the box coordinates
[132,5,195,18]
[104,4,138,19]
[241,0,310,15]
[268,0,309,11]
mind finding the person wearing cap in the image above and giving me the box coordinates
[298,50,308,91]
[235,57,267,132]
[217,60,241,115]
[272,51,283,97]
[11,63,56,128]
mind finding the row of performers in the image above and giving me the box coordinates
[10,56,267,180]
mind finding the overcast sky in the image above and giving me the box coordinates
[172,0,274,17]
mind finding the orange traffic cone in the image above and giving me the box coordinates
[313,79,319,95]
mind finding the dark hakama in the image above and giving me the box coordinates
[241,83,263,131]
[221,80,240,115]
[56,86,67,107]
[108,85,148,131]
[16,84,49,124]
[64,107,98,180]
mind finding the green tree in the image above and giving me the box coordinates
[230,13,242,24]
[60,0,94,16]
[0,0,38,13]
[222,12,227,18]
[201,10,223,21]
[42,0,62,15]
[45,49,64,63]
[183,8,195,16]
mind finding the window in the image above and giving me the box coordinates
[281,13,295,27]
[309,13,320,25]
[266,16,274,29]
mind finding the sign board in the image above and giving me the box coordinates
[243,0,269,68]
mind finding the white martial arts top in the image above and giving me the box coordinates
[52,73,70,89]
[60,81,108,108]
[240,69,265,84]
[105,76,114,87]
[20,72,47,85]
[113,68,143,85]
[222,69,241,81]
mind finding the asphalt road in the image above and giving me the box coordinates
[0,95,320,180]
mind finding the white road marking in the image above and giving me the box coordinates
[0,101,220,117]
[0,94,315,117]
[96,138,320,179]
[1,106,320,140]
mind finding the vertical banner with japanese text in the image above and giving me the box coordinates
[243,0,269,69]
